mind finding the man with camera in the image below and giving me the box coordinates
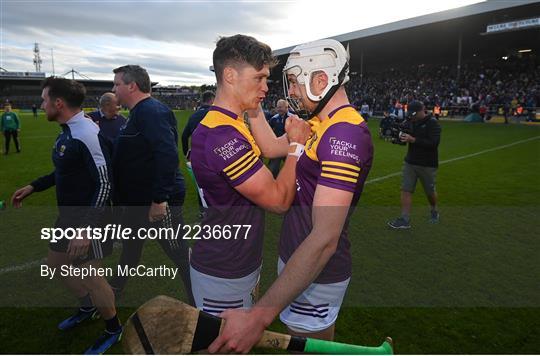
[388,100,441,229]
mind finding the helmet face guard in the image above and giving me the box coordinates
[282,39,350,119]
[283,68,308,119]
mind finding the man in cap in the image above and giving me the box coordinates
[388,100,441,229]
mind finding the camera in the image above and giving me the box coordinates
[388,116,411,145]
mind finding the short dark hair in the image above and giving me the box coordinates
[41,77,86,108]
[213,34,277,83]
[113,65,151,93]
[201,91,215,104]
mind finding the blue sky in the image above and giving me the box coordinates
[0,0,482,86]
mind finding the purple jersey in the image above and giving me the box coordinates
[190,106,265,279]
[279,105,373,284]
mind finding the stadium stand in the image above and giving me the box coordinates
[340,55,537,117]
[0,75,199,111]
[264,0,540,120]
[0,75,114,109]
[152,86,199,110]
[263,57,540,118]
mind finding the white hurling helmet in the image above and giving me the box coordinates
[283,39,350,117]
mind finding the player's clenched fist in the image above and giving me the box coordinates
[285,115,310,144]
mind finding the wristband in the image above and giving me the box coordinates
[288,142,305,158]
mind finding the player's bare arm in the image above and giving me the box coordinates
[209,184,353,353]
[246,105,290,158]
[234,116,310,214]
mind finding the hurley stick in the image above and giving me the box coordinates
[123,295,393,354]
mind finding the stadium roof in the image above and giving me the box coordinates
[273,0,540,56]
[269,0,540,79]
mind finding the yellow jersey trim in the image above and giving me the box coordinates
[321,160,361,172]
[321,166,360,177]
[201,110,262,158]
[223,151,254,174]
[229,156,259,180]
[305,106,364,162]
[226,153,257,178]
[320,173,358,184]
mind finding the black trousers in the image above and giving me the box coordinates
[3,130,20,153]
[109,201,194,305]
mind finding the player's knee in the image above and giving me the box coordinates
[288,324,335,341]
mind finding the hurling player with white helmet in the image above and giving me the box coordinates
[209,38,374,353]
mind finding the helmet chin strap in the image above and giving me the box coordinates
[307,64,349,120]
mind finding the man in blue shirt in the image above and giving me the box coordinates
[87,92,127,144]
[110,65,192,304]
[267,99,290,177]
[360,102,370,120]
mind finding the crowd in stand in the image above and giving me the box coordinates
[5,94,198,111]
[4,56,539,117]
[151,95,198,110]
[263,56,540,118]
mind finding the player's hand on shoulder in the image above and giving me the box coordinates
[285,115,310,145]
[11,185,34,208]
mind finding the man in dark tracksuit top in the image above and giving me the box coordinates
[181,90,214,156]
[11,77,121,354]
[181,90,214,215]
[110,65,192,304]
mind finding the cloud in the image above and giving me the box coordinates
[2,1,286,46]
[1,0,290,84]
